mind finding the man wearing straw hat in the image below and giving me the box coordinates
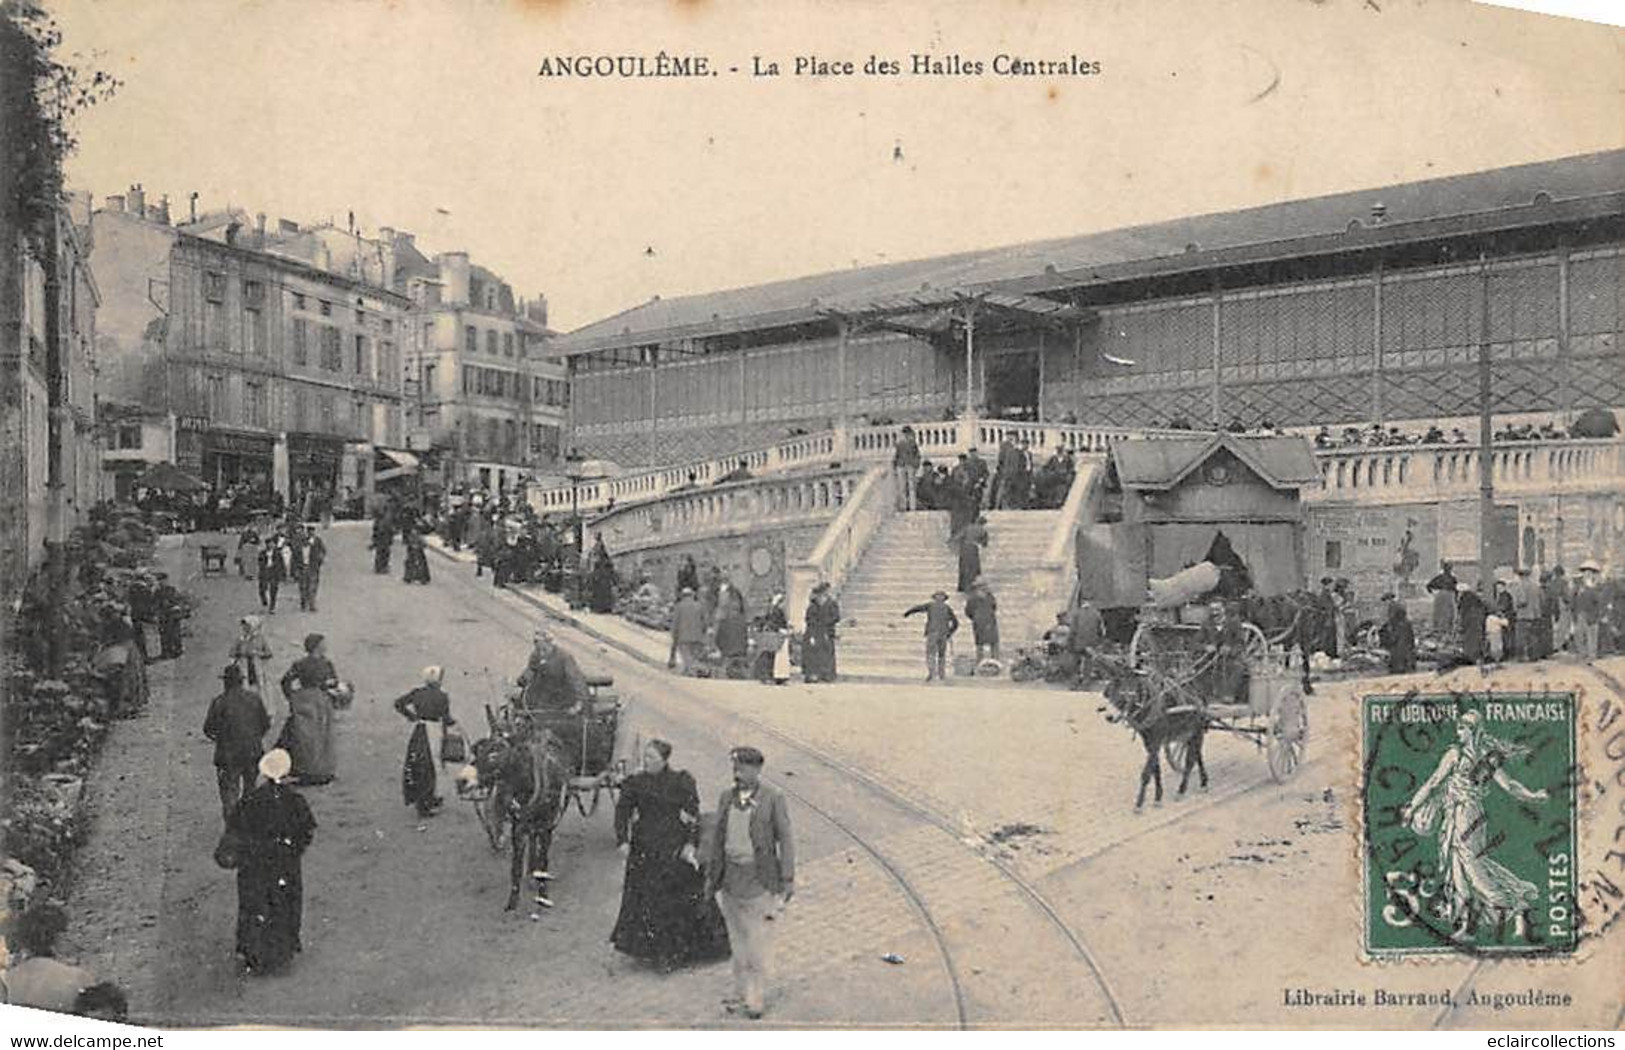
[1575,560,1604,662]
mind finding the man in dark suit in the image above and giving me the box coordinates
[202,664,270,821]
[904,590,959,682]
[257,532,287,613]
[963,446,990,509]
[290,525,327,612]
[705,746,795,1020]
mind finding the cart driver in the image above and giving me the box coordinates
[1199,600,1250,706]
[516,628,590,717]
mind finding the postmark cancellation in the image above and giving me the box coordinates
[1362,691,1579,958]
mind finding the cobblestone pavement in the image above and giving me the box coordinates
[59,528,1625,1028]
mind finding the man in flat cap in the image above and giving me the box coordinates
[706,746,795,1020]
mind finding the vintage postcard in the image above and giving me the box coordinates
[1,0,1622,1034]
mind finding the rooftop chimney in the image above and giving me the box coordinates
[189,191,198,224]
[1370,201,1387,226]
[527,294,550,327]
[152,195,171,225]
[127,183,145,217]
[256,212,267,246]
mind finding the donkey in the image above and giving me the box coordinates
[1101,664,1210,809]
[470,726,570,912]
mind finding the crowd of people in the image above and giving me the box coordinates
[437,486,599,598]
[1308,411,1619,449]
[1427,559,1615,667]
[891,427,1078,516]
[135,479,359,534]
[200,597,798,1018]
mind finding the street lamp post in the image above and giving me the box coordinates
[564,446,584,608]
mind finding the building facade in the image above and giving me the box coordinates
[549,151,1625,469]
[91,188,411,509]
[393,235,567,493]
[1,194,102,588]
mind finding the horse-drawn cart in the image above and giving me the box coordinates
[1125,612,1309,783]
[461,672,630,851]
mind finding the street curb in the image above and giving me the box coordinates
[424,542,659,667]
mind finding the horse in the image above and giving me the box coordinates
[1245,591,1322,695]
[467,722,571,912]
[1100,660,1209,810]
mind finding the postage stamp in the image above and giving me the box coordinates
[1361,691,1579,958]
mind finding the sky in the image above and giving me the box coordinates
[49,0,1625,333]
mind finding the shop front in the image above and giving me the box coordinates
[286,431,346,514]
[197,425,276,491]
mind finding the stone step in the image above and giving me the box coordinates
[841,628,1040,649]
[841,570,958,585]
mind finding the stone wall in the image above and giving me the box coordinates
[610,523,825,614]
[1303,492,1622,617]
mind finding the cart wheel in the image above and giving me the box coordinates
[1128,624,1151,668]
[1243,622,1268,662]
[1163,738,1191,774]
[1267,687,1308,783]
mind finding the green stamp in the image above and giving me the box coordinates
[1361,692,1578,957]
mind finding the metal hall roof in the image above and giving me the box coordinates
[549,149,1625,358]
[1111,434,1322,492]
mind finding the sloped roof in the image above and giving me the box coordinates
[550,149,1625,357]
[177,208,253,238]
[1112,433,1321,492]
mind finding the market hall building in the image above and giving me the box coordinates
[548,150,1624,469]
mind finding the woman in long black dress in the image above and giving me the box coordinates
[610,740,729,970]
[394,666,455,819]
[802,584,841,683]
[402,523,432,585]
[584,535,617,613]
[232,748,317,976]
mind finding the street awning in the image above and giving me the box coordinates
[136,462,207,492]
[374,448,420,483]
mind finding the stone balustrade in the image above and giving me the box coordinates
[533,426,1624,561]
[532,418,1190,516]
[1308,438,1625,505]
[582,464,870,554]
[787,466,895,631]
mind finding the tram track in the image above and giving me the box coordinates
[436,566,966,1026]
[439,562,1124,1026]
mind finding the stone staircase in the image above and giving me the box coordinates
[837,509,1064,679]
